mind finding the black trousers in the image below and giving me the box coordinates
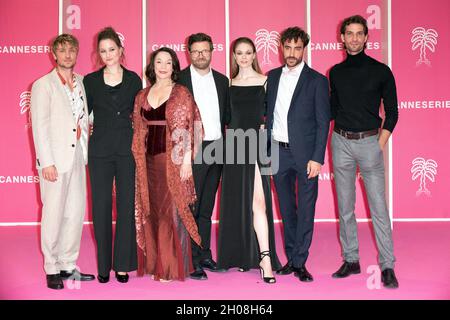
[272,146,318,268]
[191,140,223,267]
[89,154,137,276]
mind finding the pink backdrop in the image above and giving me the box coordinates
[1,0,449,223]
[0,0,58,223]
[229,0,306,221]
[392,0,450,218]
[311,0,387,220]
[230,0,306,75]
[147,0,226,74]
[62,0,143,77]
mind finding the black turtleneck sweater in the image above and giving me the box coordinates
[329,50,398,132]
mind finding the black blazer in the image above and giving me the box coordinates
[83,66,142,157]
[178,66,230,134]
[266,64,331,166]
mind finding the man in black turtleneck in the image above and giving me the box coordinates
[329,15,399,289]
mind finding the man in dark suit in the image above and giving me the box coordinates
[266,27,331,282]
[178,33,230,280]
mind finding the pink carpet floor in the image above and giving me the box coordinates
[1,222,449,300]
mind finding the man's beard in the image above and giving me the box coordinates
[192,58,210,70]
[284,56,301,67]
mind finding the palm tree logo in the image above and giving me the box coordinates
[255,29,280,65]
[411,157,438,196]
[19,91,32,128]
[411,27,438,66]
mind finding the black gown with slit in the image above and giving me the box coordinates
[217,84,281,271]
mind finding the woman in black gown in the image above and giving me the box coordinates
[217,37,281,283]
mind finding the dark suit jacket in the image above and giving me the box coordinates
[83,66,142,157]
[178,66,230,133]
[266,64,331,167]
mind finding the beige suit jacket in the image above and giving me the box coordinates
[31,68,89,173]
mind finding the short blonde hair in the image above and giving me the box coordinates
[51,34,79,54]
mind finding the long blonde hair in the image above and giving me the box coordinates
[231,37,262,79]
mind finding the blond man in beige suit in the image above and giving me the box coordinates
[31,34,94,289]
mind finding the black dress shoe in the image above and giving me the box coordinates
[200,258,227,272]
[190,267,208,280]
[46,274,64,290]
[60,269,95,281]
[294,266,314,282]
[115,272,129,283]
[276,263,294,275]
[97,274,110,283]
[381,268,399,289]
[332,261,361,278]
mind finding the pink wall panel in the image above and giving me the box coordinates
[0,0,58,223]
[392,0,450,218]
[230,0,306,221]
[61,0,143,221]
[62,0,143,77]
[311,0,386,76]
[229,0,306,76]
[311,0,388,220]
[147,0,226,74]
[1,0,449,223]
[146,0,226,220]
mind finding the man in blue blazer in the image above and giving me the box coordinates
[266,27,331,282]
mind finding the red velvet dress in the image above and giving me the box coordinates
[132,84,203,281]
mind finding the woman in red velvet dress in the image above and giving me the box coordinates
[132,47,203,282]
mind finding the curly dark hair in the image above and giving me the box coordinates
[280,26,310,47]
[340,15,368,35]
[145,47,180,85]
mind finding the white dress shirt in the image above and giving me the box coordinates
[190,65,222,141]
[272,61,305,143]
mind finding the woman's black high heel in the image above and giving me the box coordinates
[259,251,276,284]
[115,272,129,283]
[97,274,110,283]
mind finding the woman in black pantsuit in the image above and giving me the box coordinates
[83,27,142,283]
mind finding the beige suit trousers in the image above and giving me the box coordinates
[39,142,86,275]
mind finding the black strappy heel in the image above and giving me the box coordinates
[259,250,276,284]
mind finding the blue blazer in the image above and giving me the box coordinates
[266,64,331,167]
